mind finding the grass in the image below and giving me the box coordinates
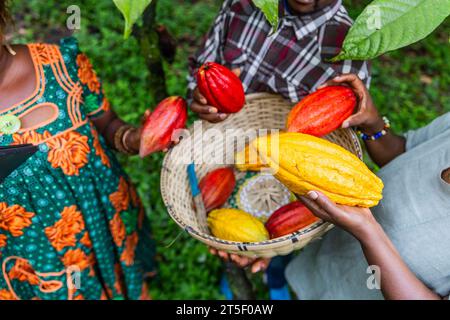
[8,0,449,299]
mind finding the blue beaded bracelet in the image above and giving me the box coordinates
[357,116,391,141]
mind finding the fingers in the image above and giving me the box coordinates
[231,68,241,77]
[193,88,208,105]
[190,101,217,114]
[251,258,270,273]
[229,254,252,268]
[298,195,331,221]
[307,191,343,217]
[199,112,229,123]
[342,112,367,129]
[141,109,152,125]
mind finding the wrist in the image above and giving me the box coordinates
[353,218,384,243]
[124,127,140,153]
[359,116,385,135]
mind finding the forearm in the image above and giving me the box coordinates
[357,223,441,300]
[92,110,139,153]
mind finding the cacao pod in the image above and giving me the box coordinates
[265,201,319,239]
[199,167,236,212]
[235,144,266,172]
[244,132,383,207]
[208,208,269,242]
[196,62,245,113]
[287,86,357,137]
[139,96,188,157]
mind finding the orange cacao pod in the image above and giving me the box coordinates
[287,86,357,137]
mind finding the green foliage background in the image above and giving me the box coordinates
[9,0,449,299]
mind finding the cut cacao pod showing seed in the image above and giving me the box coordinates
[196,62,245,113]
[139,96,188,157]
[199,167,236,212]
[287,86,357,137]
[265,201,319,239]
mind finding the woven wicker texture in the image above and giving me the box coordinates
[161,93,363,258]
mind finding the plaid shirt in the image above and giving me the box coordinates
[188,0,370,103]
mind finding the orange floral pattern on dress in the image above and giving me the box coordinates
[12,130,51,146]
[121,232,138,266]
[91,127,111,168]
[129,184,140,208]
[0,289,16,300]
[114,263,125,295]
[110,212,126,247]
[0,234,6,248]
[109,178,130,213]
[62,248,94,271]
[0,203,35,237]
[101,97,111,112]
[76,53,101,94]
[140,282,151,300]
[80,232,92,248]
[46,131,90,176]
[33,44,59,65]
[9,259,40,285]
[45,205,85,251]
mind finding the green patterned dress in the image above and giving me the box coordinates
[0,38,155,300]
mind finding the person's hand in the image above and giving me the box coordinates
[126,110,180,154]
[319,73,384,134]
[208,247,270,273]
[190,68,241,123]
[299,191,379,241]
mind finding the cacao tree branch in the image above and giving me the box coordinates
[133,0,168,104]
[225,263,256,300]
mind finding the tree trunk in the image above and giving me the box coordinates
[225,262,256,300]
[134,0,168,104]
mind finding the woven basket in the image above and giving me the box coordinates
[161,93,363,258]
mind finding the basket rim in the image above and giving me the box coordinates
[160,92,361,250]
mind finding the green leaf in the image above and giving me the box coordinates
[253,0,279,31]
[113,0,153,39]
[332,0,450,61]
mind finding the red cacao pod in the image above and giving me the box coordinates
[199,167,236,212]
[196,62,245,113]
[286,86,357,137]
[265,201,319,239]
[139,96,187,157]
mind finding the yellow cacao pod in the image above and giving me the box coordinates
[207,208,269,242]
[235,144,266,171]
[242,132,383,208]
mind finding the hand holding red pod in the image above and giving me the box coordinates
[139,96,188,157]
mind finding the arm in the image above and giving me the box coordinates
[319,74,405,167]
[300,191,443,300]
[91,109,149,154]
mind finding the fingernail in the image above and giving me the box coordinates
[342,121,349,128]
[201,98,207,104]
[307,191,319,200]
[209,107,218,113]
[253,266,261,273]
[335,76,342,80]
[219,113,227,119]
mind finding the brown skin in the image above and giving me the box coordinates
[216,74,449,299]
[286,0,337,14]
[318,74,406,167]
[191,1,338,123]
[300,191,443,300]
[0,43,154,154]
